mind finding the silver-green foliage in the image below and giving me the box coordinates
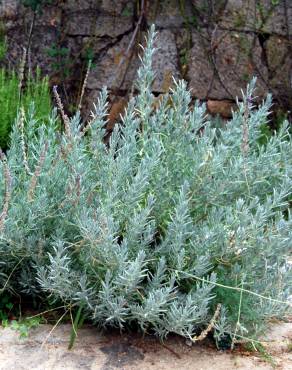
[0,25,291,342]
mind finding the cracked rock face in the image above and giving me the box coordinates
[152,30,180,93]
[0,0,291,118]
[188,30,269,100]
[87,32,140,91]
[219,0,292,36]
[266,35,292,106]
[66,13,132,37]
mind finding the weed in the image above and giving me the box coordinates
[21,0,53,13]
[0,68,52,149]
[245,342,277,368]
[7,317,42,338]
[47,44,71,77]
[0,293,14,322]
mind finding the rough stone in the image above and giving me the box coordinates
[147,0,192,29]
[86,32,139,91]
[263,2,292,36]
[0,0,291,117]
[151,29,180,92]
[66,13,132,37]
[191,0,228,28]
[5,26,59,74]
[16,5,62,28]
[108,96,128,130]
[187,30,269,100]
[207,99,236,118]
[61,0,98,12]
[87,29,180,93]
[101,0,134,16]
[266,35,292,105]
[2,4,61,30]
[218,0,292,36]
[218,0,266,33]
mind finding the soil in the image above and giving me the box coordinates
[0,322,291,370]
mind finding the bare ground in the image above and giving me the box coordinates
[0,322,291,370]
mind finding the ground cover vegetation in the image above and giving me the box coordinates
[0,26,291,348]
[0,67,51,150]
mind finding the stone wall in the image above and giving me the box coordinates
[0,0,291,122]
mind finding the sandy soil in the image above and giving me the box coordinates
[0,322,291,370]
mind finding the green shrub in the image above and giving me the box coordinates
[0,68,51,149]
[0,26,291,345]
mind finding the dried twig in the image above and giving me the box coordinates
[106,0,145,132]
[19,107,31,174]
[27,141,49,201]
[41,308,70,349]
[0,150,12,233]
[78,60,92,111]
[53,85,71,138]
[18,47,27,104]
[110,0,146,88]
[80,112,96,137]
[207,30,234,99]
[0,257,24,293]
[241,99,250,156]
[231,282,244,350]
[26,10,37,76]
[192,304,221,342]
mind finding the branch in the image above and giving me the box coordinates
[0,150,12,233]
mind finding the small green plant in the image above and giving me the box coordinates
[47,44,71,77]
[245,342,277,368]
[121,3,133,17]
[0,68,52,149]
[271,0,279,7]
[256,0,280,32]
[21,0,53,12]
[0,70,18,149]
[4,317,42,338]
[0,293,14,323]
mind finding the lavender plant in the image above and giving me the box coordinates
[0,25,291,345]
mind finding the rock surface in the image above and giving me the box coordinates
[187,30,269,100]
[0,0,291,116]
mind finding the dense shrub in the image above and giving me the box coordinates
[0,26,291,345]
[0,68,51,149]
